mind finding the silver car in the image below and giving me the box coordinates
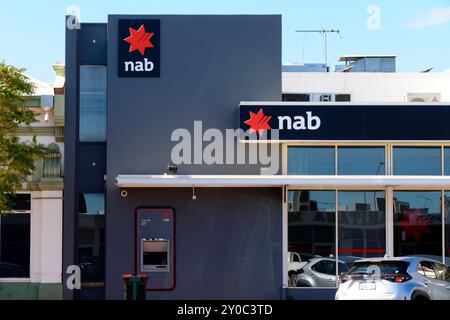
[295,256,360,287]
[335,257,450,300]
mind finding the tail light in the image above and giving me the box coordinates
[382,274,412,283]
[338,275,349,284]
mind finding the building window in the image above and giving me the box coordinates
[393,191,442,259]
[288,190,336,287]
[79,65,107,142]
[337,147,385,175]
[338,191,386,258]
[287,147,335,175]
[335,94,351,102]
[282,94,310,102]
[393,147,441,175]
[0,213,30,278]
[444,148,450,176]
[79,193,105,284]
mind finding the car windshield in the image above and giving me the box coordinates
[347,261,409,276]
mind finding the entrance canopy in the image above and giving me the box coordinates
[115,175,450,188]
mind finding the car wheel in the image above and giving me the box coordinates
[296,280,312,287]
[411,293,430,301]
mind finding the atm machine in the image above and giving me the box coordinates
[136,208,175,290]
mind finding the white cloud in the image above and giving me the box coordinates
[405,6,450,29]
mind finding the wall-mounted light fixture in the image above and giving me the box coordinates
[192,186,197,200]
[165,164,178,175]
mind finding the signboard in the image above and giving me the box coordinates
[239,103,450,141]
[118,19,160,77]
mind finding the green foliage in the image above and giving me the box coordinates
[0,61,48,213]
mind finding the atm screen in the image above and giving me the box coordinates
[142,240,169,268]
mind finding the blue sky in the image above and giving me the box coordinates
[1,0,450,82]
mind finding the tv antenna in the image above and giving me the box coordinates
[295,28,341,70]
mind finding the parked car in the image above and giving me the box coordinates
[335,256,450,300]
[287,252,321,286]
[295,256,360,287]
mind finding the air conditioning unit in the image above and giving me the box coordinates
[406,93,441,102]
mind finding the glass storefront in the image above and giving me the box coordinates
[288,190,335,287]
[393,191,442,259]
[286,144,450,289]
[338,191,386,258]
[288,190,386,288]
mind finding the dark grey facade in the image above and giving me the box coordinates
[65,15,283,300]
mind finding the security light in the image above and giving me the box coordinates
[165,164,178,175]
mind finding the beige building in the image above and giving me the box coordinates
[0,63,65,299]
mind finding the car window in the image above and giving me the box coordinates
[433,263,447,281]
[418,261,437,279]
[292,254,300,262]
[312,261,334,275]
[348,261,409,276]
[338,262,349,274]
[446,267,450,282]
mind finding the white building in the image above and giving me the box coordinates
[0,63,65,299]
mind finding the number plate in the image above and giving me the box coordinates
[359,281,376,290]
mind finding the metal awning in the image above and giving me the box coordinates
[115,175,450,188]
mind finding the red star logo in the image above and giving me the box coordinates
[123,24,154,56]
[398,209,431,243]
[244,108,272,137]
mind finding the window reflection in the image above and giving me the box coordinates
[444,148,450,176]
[338,147,385,175]
[79,193,105,284]
[338,191,386,258]
[393,147,441,175]
[288,190,336,287]
[79,66,107,142]
[287,147,335,175]
[393,191,442,260]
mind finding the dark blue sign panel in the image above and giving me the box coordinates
[118,19,160,77]
[239,104,450,141]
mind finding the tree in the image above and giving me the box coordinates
[0,62,48,213]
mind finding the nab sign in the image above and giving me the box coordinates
[118,19,160,77]
[239,103,450,141]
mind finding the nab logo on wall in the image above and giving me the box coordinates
[118,19,160,77]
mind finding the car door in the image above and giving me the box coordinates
[418,261,441,299]
[432,262,450,300]
[311,260,336,287]
[445,266,450,297]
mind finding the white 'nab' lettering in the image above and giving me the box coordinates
[277,111,321,130]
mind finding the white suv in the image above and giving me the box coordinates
[335,257,450,300]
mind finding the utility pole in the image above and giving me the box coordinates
[295,29,341,71]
